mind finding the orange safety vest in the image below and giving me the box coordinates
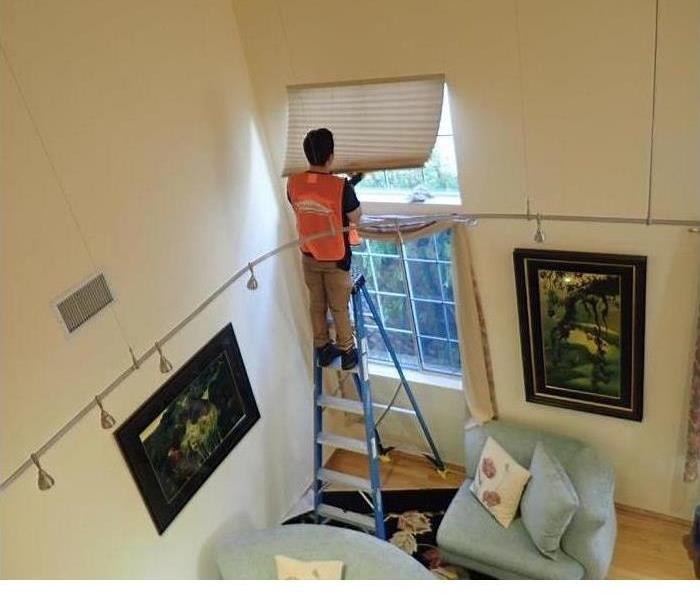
[288,172,346,261]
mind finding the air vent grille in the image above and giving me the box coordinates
[56,273,114,333]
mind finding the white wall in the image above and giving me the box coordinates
[232,0,700,519]
[0,0,313,578]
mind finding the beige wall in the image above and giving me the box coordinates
[233,0,700,519]
[1,0,313,578]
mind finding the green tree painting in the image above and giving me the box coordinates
[538,270,622,399]
[139,354,244,502]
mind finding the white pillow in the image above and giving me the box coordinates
[274,555,344,580]
[470,436,531,528]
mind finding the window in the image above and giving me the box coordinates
[352,229,462,376]
[355,87,459,205]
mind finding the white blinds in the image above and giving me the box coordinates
[282,75,445,176]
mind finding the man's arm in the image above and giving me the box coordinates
[342,180,362,225]
[347,206,362,225]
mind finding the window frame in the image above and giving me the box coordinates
[353,231,462,377]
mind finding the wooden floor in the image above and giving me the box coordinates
[325,449,696,580]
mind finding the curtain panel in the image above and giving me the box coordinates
[684,300,700,483]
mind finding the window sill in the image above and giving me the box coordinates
[368,361,463,392]
[358,190,461,205]
[359,197,464,218]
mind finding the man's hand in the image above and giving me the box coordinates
[348,172,365,187]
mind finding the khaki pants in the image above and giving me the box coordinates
[302,254,354,351]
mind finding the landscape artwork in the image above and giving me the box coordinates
[116,324,260,533]
[513,250,646,421]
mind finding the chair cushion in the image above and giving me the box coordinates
[521,442,580,559]
[470,437,531,527]
[437,481,585,580]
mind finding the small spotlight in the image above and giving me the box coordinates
[246,263,259,291]
[30,453,55,491]
[466,218,479,226]
[95,397,116,429]
[129,347,140,370]
[534,214,546,243]
[689,227,700,234]
[155,342,173,374]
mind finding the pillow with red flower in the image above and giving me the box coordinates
[470,436,531,527]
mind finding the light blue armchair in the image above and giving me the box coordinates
[436,420,617,579]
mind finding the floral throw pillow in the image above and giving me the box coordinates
[470,436,531,528]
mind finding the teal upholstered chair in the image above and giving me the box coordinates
[437,420,617,579]
[215,524,435,579]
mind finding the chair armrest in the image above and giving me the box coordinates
[561,447,617,579]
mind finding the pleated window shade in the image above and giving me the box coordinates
[282,75,445,176]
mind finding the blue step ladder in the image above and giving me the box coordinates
[313,274,446,540]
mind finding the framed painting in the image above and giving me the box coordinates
[115,323,260,533]
[513,249,646,421]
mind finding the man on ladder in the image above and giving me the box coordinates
[287,127,363,371]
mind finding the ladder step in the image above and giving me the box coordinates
[317,468,373,492]
[316,503,376,531]
[316,432,368,455]
[317,394,416,417]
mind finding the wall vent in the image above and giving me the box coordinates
[55,273,114,333]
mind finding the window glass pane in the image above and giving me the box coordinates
[368,239,399,256]
[372,256,405,293]
[414,300,447,338]
[439,262,454,302]
[385,168,424,191]
[366,326,389,362]
[437,86,453,136]
[363,291,379,320]
[352,253,376,290]
[420,337,458,374]
[445,303,458,340]
[357,171,389,190]
[389,330,419,368]
[379,294,412,331]
[407,261,441,300]
[366,327,419,368]
[403,236,436,260]
[422,137,459,194]
[449,342,462,372]
[435,230,452,261]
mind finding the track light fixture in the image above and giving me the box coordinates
[155,341,173,374]
[95,397,116,429]
[246,263,259,291]
[129,347,140,369]
[534,214,546,243]
[30,453,55,491]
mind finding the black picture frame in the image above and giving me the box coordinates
[513,249,646,421]
[115,323,260,533]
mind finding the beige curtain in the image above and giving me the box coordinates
[684,300,700,483]
[452,224,496,423]
[357,218,496,423]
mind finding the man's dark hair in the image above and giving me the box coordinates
[303,128,334,166]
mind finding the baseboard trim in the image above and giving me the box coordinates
[615,502,693,527]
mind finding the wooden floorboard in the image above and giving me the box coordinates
[325,449,696,580]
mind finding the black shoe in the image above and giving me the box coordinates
[317,343,341,367]
[341,347,358,371]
